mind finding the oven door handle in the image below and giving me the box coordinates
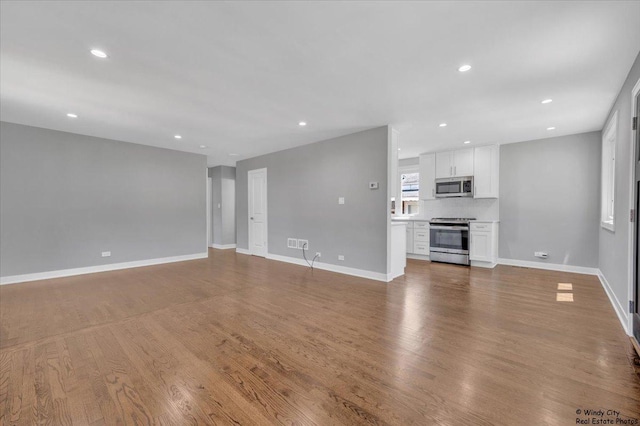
[430,225,469,230]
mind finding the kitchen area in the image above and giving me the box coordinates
[393,144,500,268]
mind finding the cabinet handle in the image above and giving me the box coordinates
[450,166,452,176]
[454,166,457,176]
[432,188,435,197]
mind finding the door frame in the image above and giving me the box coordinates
[628,77,640,336]
[248,168,268,256]
[207,177,212,248]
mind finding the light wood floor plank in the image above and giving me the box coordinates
[0,250,639,425]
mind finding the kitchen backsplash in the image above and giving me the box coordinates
[420,198,499,220]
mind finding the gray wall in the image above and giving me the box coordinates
[0,122,207,277]
[499,132,601,267]
[208,165,236,246]
[236,126,389,273]
[399,157,419,167]
[599,51,640,312]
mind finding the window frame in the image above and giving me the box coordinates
[398,165,420,216]
[601,111,618,232]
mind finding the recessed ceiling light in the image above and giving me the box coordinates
[298,121,307,126]
[541,99,553,104]
[174,135,182,139]
[439,123,447,127]
[199,145,207,149]
[90,49,108,58]
[229,153,239,156]
[463,141,471,144]
[458,64,472,72]
[397,148,401,151]
[66,113,78,118]
[547,127,556,130]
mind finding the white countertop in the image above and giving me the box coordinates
[392,216,499,223]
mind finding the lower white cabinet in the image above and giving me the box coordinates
[413,221,430,256]
[470,222,499,267]
[403,221,430,257]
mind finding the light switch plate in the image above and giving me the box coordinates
[338,197,345,204]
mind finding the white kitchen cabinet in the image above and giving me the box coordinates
[419,153,436,200]
[413,221,430,255]
[453,148,474,176]
[435,148,474,178]
[435,151,453,178]
[470,222,498,268]
[473,145,500,199]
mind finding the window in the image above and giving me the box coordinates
[601,111,617,231]
[400,170,420,215]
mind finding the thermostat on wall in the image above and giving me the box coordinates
[369,182,379,189]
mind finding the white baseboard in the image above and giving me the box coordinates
[265,253,391,282]
[497,258,599,275]
[471,260,497,269]
[211,244,237,250]
[407,254,430,261]
[0,252,209,286]
[235,248,251,255]
[597,270,630,335]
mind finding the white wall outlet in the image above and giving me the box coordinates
[338,255,345,261]
[298,239,309,250]
[218,203,221,209]
[369,182,379,189]
[101,251,111,257]
[338,197,345,205]
[315,252,321,258]
[534,251,548,259]
[287,238,297,249]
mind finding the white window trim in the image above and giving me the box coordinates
[601,111,617,232]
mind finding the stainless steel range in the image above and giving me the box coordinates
[429,218,476,266]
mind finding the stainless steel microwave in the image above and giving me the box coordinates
[435,176,473,198]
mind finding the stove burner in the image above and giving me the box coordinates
[430,217,476,223]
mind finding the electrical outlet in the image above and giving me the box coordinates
[338,255,345,261]
[315,252,321,258]
[298,239,309,250]
[101,251,111,257]
[287,238,297,249]
[534,251,548,259]
[338,197,345,205]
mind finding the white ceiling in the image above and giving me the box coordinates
[1,1,639,166]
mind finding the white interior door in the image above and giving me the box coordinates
[248,168,267,257]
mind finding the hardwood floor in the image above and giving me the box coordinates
[1,249,639,425]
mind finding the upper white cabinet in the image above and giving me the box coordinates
[454,148,474,176]
[435,151,452,178]
[473,145,500,199]
[435,148,474,178]
[419,153,436,200]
